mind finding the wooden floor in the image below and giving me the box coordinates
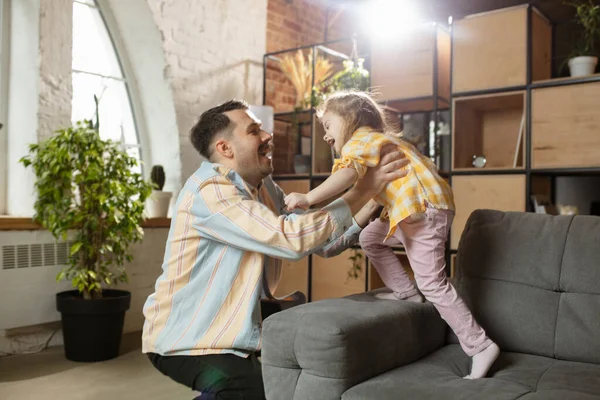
[0,331,192,400]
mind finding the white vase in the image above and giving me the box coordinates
[568,56,598,77]
[146,190,172,218]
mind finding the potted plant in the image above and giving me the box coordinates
[566,0,600,76]
[145,165,172,218]
[19,118,153,362]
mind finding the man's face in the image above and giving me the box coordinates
[224,109,274,186]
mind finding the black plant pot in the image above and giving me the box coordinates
[56,289,131,362]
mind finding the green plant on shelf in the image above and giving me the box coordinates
[347,248,364,281]
[566,0,600,58]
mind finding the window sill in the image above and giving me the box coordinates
[0,216,171,231]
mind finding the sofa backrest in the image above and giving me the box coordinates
[452,209,600,365]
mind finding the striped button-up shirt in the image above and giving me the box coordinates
[333,127,455,240]
[142,162,361,357]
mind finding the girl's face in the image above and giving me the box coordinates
[321,111,346,154]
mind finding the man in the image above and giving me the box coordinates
[142,100,409,399]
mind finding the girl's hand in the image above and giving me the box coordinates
[284,192,310,211]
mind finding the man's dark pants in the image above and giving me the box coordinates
[147,352,266,399]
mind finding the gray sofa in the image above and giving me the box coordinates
[261,210,600,399]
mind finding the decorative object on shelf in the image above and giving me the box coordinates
[558,204,580,215]
[146,165,173,218]
[19,97,153,361]
[565,0,600,76]
[317,37,370,99]
[402,113,428,155]
[472,155,487,168]
[347,248,364,281]
[531,195,559,215]
[513,113,526,168]
[277,50,334,108]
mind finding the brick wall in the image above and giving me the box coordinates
[265,0,356,174]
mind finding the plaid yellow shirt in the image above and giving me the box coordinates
[333,127,455,240]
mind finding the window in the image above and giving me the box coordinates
[72,0,141,173]
[0,0,9,214]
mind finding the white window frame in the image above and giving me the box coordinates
[72,0,150,172]
[0,0,10,214]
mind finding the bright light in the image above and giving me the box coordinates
[361,0,424,41]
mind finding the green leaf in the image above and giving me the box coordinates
[19,116,152,297]
[70,242,83,256]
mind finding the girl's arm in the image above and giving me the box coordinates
[284,167,359,210]
[307,168,358,205]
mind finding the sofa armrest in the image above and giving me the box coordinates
[261,291,446,400]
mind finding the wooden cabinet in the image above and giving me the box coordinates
[532,81,600,169]
[453,91,526,170]
[451,175,526,249]
[452,6,551,93]
[311,249,365,301]
[371,24,450,107]
[272,180,310,298]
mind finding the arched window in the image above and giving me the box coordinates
[71,0,141,173]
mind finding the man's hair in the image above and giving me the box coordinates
[190,100,249,159]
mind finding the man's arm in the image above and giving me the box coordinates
[191,174,353,261]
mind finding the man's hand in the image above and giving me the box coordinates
[284,192,310,211]
[354,143,410,196]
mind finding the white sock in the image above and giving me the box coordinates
[464,342,500,379]
[375,292,424,303]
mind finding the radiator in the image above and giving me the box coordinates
[0,228,168,332]
[0,230,74,330]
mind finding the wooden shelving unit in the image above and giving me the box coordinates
[263,0,600,300]
[449,2,600,252]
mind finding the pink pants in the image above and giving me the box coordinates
[359,206,492,356]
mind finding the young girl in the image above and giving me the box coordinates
[284,91,500,379]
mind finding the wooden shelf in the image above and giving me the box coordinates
[271,180,310,298]
[371,23,450,104]
[311,249,366,301]
[531,73,600,88]
[452,5,551,93]
[274,110,313,124]
[0,217,171,231]
[379,96,449,114]
[532,81,600,169]
[453,91,526,170]
[451,174,526,249]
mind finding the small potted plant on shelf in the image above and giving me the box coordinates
[19,105,153,362]
[566,0,600,76]
[146,165,172,218]
[347,248,364,281]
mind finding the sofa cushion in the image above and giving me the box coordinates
[342,344,600,400]
[452,210,600,364]
[261,291,447,400]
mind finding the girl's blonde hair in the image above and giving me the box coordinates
[316,91,391,144]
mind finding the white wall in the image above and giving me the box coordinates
[147,0,267,180]
[1,0,268,354]
[0,227,169,353]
